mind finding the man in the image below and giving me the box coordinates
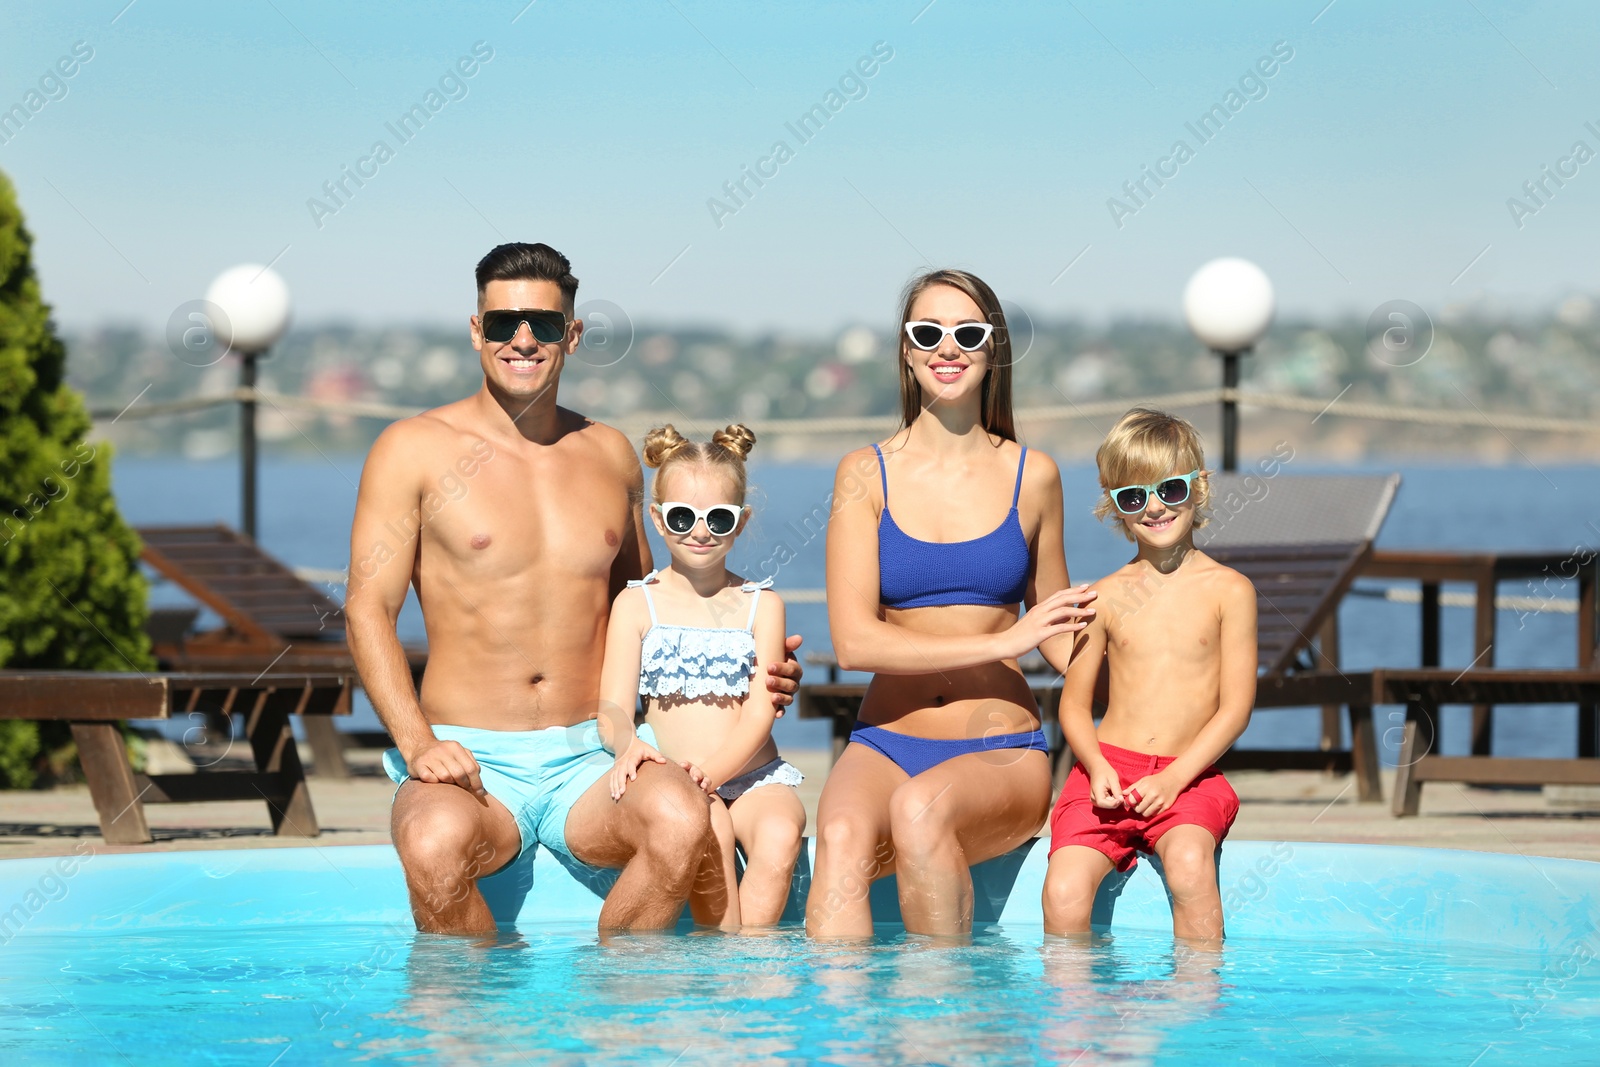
[346,242,803,935]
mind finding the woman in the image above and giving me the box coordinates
[807,269,1095,938]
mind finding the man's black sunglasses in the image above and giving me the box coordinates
[480,308,570,345]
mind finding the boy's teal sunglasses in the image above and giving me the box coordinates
[1109,470,1199,515]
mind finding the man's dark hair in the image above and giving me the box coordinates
[475,242,579,310]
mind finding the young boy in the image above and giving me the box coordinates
[1042,408,1257,944]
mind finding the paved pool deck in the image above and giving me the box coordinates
[2,746,1597,863]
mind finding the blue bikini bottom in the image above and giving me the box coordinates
[848,724,1050,779]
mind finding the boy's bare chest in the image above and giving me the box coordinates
[1104,582,1221,660]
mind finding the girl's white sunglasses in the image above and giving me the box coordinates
[654,502,746,537]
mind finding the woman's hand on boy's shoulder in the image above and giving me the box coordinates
[1002,585,1097,661]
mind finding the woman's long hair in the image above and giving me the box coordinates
[895,269,1016,442]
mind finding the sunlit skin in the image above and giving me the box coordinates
[1042,468,1257,946]
[599,462,805,929]
[345,275,806,937]
[809,282,1099,939]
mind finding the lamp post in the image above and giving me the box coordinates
[1182,258,1274,472]
[205,265,292,542]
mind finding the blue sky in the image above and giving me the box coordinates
[2,0,1595,334]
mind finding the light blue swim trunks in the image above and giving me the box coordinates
[383,721,659,869]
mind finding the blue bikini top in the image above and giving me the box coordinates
[875,443,1031,610]
[630,570,771,701]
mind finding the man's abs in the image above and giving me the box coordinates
[419,659,600,732]
[414,563,613,732]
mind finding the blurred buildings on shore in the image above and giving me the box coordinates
[71,297,1600,463]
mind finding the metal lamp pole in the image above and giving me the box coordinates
[239,349,261,540]
[1217,348,1246,473]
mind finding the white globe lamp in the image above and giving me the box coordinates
[1182,258,1274,472]
[206,264,293,540]
[206,265,293,354]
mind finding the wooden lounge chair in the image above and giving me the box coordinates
[138,524,347,650]
[1247,666,1600,814]
[135,524,425,776]
[1357,548,1599,758]
[1381,668,1600,814]
[0,670,350,844]
[1195,472,1400,800]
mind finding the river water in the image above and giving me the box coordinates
[113,454,1600,759]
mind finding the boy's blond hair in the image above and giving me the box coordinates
[1094,408,1211,539]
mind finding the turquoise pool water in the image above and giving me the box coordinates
[2,842,1597,1065]
[4,922,1596,1064]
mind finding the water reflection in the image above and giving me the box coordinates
[387,927,808,1064]
[1038,933,1226,1066]
[357,924,1240,1065]
[382,926,1062,1066]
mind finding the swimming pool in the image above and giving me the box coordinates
[2,841,1596,1064]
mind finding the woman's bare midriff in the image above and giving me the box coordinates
[857,603,1042,738]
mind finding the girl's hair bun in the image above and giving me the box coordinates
[711,423,757,460]
[642,423,755,505]
[642,424,692,469]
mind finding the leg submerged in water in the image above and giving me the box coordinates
[728,783,806,926]
[565,760,712,932]
[391,780,522,937]
[888,748,1051,938]
[1153,824,1224,945]
[1041,845,1115,937]
[807,744,905,938]
[688,797,741,929]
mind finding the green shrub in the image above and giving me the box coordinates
[0,167,153,788]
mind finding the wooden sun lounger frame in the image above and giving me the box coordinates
[135,524,427,779]
[0,671,350,844]
[1258,668,1600,814]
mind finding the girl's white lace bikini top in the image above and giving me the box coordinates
[628,570,771,701]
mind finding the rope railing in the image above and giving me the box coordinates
[88,386,1600,435]
[286,567,1577,613]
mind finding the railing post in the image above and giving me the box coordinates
[240,351,258,541]
[1220,351,1241,472]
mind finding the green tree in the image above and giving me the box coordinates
[0,168,152,788]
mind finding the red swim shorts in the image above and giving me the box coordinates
[1048,740,1239,871]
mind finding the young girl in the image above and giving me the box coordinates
[598,423,805,929]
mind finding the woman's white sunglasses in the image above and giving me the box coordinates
[654,502,746,537]
[904,321,995,352]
